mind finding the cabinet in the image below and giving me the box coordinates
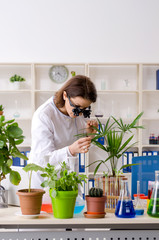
[1,63,159,195]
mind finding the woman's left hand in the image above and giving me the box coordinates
[86,120,98,137]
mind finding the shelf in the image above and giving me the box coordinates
[35,90,56,93]
[142,145,159,148]
[97,90,138,94]
[143,118,159,121]
[1,62,159,195]
[0,90,32,92]
[142,90,159,93]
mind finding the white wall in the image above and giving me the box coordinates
[0,0,159,63]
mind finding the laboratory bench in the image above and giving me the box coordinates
[0,206,159,240]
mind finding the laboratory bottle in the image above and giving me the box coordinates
[115,178,135,218]
[134,181,144,215]
[147,170,159,218]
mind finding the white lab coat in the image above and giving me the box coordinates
[29,97,86,194]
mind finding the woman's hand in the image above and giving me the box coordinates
[86,120,98,138]
[69,137,91,156]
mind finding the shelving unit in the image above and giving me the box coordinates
[1,63,159,195]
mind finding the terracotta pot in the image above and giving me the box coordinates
[0,111,3,115]
[85,195,106,214]
[16,189,45,215]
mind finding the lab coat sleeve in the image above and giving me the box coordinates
[29,111,72,169]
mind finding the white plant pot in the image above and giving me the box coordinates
[10,82,21,90]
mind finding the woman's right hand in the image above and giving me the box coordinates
[69,137,91,156]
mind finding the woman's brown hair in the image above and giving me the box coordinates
[54,75,97,108]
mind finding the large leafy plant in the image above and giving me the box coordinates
[0,115,28,185]
[77,112,144,177]
[23,162,87,197]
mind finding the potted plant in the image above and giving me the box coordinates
[0,115,28,207]
[22,161,87,218]
[85,187,106,218]
[0,105,4,115]
[43,162,87,219]
[77,112,144,212]
[9,74,26,90]
[17,164,45,215]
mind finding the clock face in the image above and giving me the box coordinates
[49,65,69,83]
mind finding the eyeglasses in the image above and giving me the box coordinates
[68,96,91,118]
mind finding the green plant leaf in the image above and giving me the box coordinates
[2,164,11,174]
[0,115,5,122]
[15,139,24,145]
[7,125,23,138]
[41,180,49,188]
[12,150,28,160]
[50,188,57,198]
[7,158,13,167]
[9,170,21,185]
[119,163,141,170]
[23,163,45,173]
[0,140,4,148]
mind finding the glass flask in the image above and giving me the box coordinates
[115,178,135,218]
[74,195,85,214]
[94,98,104,117]
[134,181,144,215]
[147,170,159,218]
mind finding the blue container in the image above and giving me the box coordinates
[156,70,159,90]
[115,200,135,218]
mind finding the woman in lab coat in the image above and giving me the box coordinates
[29,75,97,190]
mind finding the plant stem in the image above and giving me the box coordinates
[28,171,32,192]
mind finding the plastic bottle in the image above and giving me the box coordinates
[115,178,135,218]
[147,170,159,218]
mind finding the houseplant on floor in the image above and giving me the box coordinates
[17,164,45,215]
[0,115,28,207]
[77,112,144,212]
[85,187,106,218]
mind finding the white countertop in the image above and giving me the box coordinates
[0,207,159,230]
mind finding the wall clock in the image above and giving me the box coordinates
[49,65,69,83]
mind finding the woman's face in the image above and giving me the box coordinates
[63,92,92,118]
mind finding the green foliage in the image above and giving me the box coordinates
[23,163,45,192]
[40,161,87,198]
[10,74,25,82]
[0,105,4,112]
[23,161,87,197]
[89,187,103,197]
[77,112,144,177]
[71,71,76,77]
[0,115,28,185]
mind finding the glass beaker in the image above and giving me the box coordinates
[147,170,159,218]
[115,178,135,218]
[134,181,144,215]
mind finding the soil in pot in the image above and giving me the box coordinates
[16,189,45,215]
